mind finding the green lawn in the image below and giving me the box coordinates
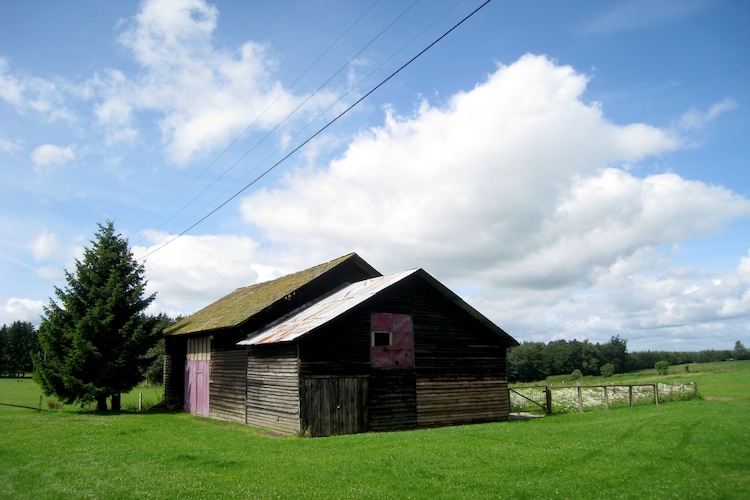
[2,362,749,499]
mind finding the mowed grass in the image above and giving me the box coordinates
[2,362,749,499]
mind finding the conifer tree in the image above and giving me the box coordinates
[35,220,158,410]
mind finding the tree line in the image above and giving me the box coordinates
[0,321,40,377]
[0,317,171,383]
[508,336,749,383]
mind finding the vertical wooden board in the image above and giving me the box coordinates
[300,376,368,437]
[185,359,210,417]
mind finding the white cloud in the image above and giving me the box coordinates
[679,98,738,131]
[136,229,348,317]
[137,232,261,314]
[0,57,74,122]
[85,0,337,164]
[30,144,77,171]
[115,53,747,351]
[226,53,750,349]
[0,136,21,154]
[239,55,693,280]
[30,230,63,262]
[0,298,44,326]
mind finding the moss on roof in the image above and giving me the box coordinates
[165,253,366,336]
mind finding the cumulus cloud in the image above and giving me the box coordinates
[0,57,73,122]
[231,53,750,349]
[30,144,77,171]
[240,55,694,279]
[85,0,336,164]
[0,298,44,326]
[136,231,263,314]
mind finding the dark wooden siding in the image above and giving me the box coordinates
[416,377,509,427]
[246,344,300,435]
[163,337,186,409]
[300,376,369,436]
[209,346,247,423]
[369,370,417,432]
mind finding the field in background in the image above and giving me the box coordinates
[511,360,749,415]
[1,361,749,498]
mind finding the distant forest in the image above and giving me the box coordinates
[508,335,749,383]
[4,320,748,386]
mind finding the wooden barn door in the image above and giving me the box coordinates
[301,376,368,437]
[185,336,210,417]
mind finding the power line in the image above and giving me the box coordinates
[133,1,383,246]
[139,0,493,261]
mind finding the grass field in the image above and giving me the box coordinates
[2,362,749,498]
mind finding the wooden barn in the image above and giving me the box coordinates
[163,253,519,436]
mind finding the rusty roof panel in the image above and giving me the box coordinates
[238,269,418,345]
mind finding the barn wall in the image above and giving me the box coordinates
[246,344,301,435]
[209,346,247,423]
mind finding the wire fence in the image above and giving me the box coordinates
[510,381,699,415]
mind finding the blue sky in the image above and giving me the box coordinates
[1,0,748,352]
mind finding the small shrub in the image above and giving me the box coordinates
[655,360,669,375]
[570,369,583,380]
[600,363,615,378]
[47,399,62,410]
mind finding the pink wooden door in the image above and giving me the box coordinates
[185,336,210,417]
[185,359,210,417]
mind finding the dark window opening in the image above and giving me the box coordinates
[372,331,391,347]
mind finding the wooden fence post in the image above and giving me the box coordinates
[138,393,143,412]
[545,384,552,416]
[38,395,43,412]
[628,385,633,407]
[577,382,583,413]
[604,386,610,410]
[653,384,659,405]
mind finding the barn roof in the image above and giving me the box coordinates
[238,268,518,347]
[164,253,379,336]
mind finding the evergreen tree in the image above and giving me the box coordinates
[34,220,158,411]
[1,321,39,376]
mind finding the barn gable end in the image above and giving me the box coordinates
[241,269,519,436]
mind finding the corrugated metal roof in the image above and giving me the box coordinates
[239,269,418,345]
[164,253,378,336]
[238,268,519,347]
